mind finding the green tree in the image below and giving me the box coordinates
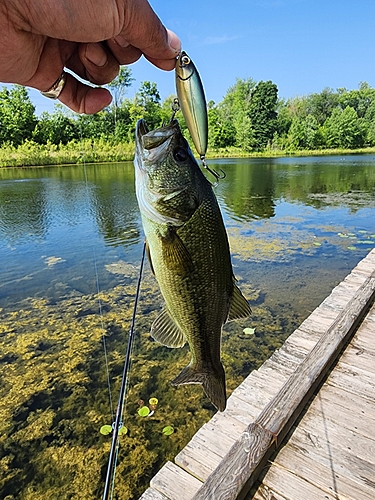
[276,99,293,136]
[33,110,79,144]
[305,87,339,125]
[207,101,236,148]
[248,80,278,149]
[288,115,322,150]
[134,81,162,130]
[364,100,375,145]
[107,66,134,127]
[338,82,375,118]
[324,106,366,149]
[220,78,256,150]
[0,86,37,145]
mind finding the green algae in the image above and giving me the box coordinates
[0,258,304,499]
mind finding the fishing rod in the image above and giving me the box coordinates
[102,241,146,500]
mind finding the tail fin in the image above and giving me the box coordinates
[171,363,226,412]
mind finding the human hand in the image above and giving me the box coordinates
[0,0,181,114]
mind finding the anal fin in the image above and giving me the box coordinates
[227,282,252,322]
[151,307,185,348]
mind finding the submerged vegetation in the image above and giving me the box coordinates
[2,73,375,166]
[0,261,295,499]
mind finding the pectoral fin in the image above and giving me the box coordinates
[160,228,193,275]
[151,307,186,348]
[227,282,252,322]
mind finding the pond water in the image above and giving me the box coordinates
[0,155,374,499]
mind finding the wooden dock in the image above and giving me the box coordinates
[139,248,375,500]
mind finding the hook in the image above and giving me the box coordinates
[170,98,180,122]
[200,155,226,185]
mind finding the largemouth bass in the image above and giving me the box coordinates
[134,119,251,411]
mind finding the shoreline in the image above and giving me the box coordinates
[1,141,375,169]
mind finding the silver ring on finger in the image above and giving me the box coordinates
[40,71,67,99]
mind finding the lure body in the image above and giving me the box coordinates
[175,51,208,157]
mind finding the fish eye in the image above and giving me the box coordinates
[173,147,188,162]
[181,55,190,65]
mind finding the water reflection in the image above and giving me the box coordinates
[0,178,50,243]
[212,156,375,221]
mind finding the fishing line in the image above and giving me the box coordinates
[79,125,114,421]
[79,119,146,498]
[170,99,225,185]
[102,241,147,500]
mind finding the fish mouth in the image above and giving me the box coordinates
[135,119,177,158]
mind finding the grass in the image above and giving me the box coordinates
[206,145,375,159]
[0,138,135,168]
[1,139,375,168]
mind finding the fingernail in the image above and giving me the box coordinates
[167,29,181,53]
[114,35,130,49]
[85,43,108,67]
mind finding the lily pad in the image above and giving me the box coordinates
[358,230,368,234]
[100,425,112,435]
[347,246,357,251]
[338,233,348,238]
[243,327,255,335]
[313,242,322,246]
[162,426,174,436]
[118,426,128,436]
[149,397,158,406]
[356,240,373,244]
[138,406,150,417]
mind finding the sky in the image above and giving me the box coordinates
[20,0,375,115]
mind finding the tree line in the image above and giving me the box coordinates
[1,66,375,153]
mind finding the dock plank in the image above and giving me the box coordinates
[205,412,248,440]
[175,446,218,482]
[279,450,375,500]
[150,461,202,500]
[256,462,340,500]
[139,488,169,500]
[326,362,375,401]
[288,427,375,491]
[316,384,375,433]
[252,485,289,500]
[224,394,263,425]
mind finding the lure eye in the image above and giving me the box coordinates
[181,55,191,65]
[173,147,188,162]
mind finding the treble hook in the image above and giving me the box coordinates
[170,98,180,122]
[200,155,226,185]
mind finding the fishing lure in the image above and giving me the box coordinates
[175,51,225,183]
[175,51,208,158]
